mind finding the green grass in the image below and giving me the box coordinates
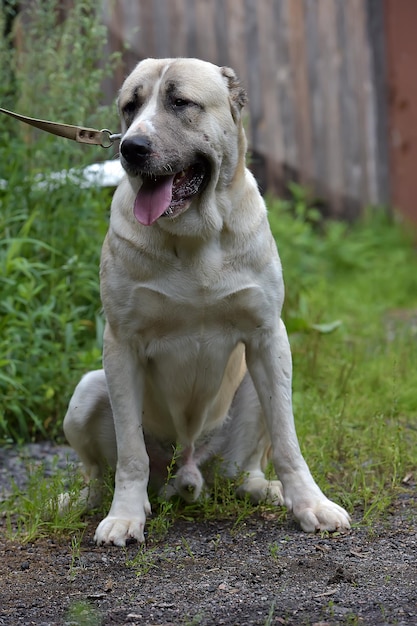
[2,460,87,543]
[268,191,417,516]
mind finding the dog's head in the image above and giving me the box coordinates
[117,58,247,232]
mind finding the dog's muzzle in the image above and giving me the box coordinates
[120,135,209,226]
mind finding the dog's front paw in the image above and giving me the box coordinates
[293,497,351,533]
[94,509,149,546]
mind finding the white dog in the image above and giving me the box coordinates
[63,58,350,546]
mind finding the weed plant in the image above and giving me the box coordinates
[3,460,87,542]
[0,0,119,441]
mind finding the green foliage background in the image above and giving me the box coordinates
[0,0,118,441]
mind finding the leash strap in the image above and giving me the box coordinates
[0,107,121,148]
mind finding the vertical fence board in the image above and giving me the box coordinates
[136,0,154,59]
[244,0,263,174]
[287,0,312,188]
[318,0,344,214]
[336,1,363,211]
[226,0,248,89]
[152,0,171,58]
[214,0,230,66]
[273,0,299,176]
[350,0,379,206]
[256,0,284,193]
[194,0,217,63]
[166,0,186,60]
[304,0,326,195]
[384,0,417,224]
[366,0,390,207]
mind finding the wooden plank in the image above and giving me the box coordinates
[255,0,284,194]
[287,0,313,189]
[272,0,298,175]
[317,0,344,215]
[100,0,125,100]
[117,0,143,72]
[224,0,252,169]
[184,0,198,55]
[226,0,248,89]
[303,0,325,195]
[366,0,390,207]
[135,0,155,60]
[214,0,230,66]
[244,0,262,164]
[167,0,187,58]
[335,1,363,210]
[347,0,378,206]
[194,0,218,63]
[384,0,417,224]
[152,0,171,58]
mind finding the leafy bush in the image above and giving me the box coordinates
[0,0,119,442]
[267,185,417,333]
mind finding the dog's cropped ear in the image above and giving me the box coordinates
[221,66,248,121]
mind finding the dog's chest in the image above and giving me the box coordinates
[103,233,282,359]
[107,237,274,327]
[123,270,268,344]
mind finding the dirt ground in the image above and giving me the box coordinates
[0,443,416,626]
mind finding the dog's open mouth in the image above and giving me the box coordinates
[133,161,208,226]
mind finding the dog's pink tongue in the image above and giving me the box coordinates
[133,175,175,225]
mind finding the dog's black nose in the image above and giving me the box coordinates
[120,135,152,164]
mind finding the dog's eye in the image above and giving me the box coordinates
[173,98,193,109]
[123,101,137,116]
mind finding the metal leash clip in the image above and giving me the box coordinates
[99,129,122,148]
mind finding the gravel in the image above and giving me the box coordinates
[0,442,416,625]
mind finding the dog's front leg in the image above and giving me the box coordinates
[94,326,151,546]
[246,319,350,532]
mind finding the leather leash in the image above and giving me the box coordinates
[0,106,121,148]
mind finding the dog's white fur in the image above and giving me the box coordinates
[63,58,350,546]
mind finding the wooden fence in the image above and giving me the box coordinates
[101,0,389,218]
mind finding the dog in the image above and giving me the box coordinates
[63,58,350,546]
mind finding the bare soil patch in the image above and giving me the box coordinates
[0,444,416,625]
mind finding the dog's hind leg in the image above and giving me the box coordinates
[63,370,117,509]
[216,373,284,506]
[173,446,205,502]
[64,372,203,507]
